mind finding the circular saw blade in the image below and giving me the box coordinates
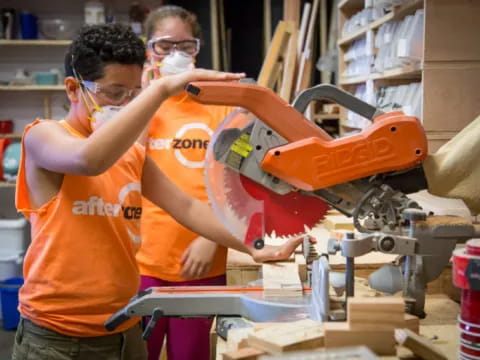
[205,108,329,240]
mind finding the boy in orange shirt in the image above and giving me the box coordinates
[13,24,306,360]
[137,7,234,359]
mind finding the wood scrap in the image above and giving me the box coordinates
[395,328,447,360]
[222,347,266,360]
[247,319,324,354]
[324,322,396,356]
[262,263,302,297]
[405,313,420,334]
[322,214,355,231]
[347,297,405,329]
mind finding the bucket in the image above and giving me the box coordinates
[0,277,23,330]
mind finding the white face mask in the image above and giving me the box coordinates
[89,105,123,131]
[159,51,194,76]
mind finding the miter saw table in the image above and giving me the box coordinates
[105,82,479,337]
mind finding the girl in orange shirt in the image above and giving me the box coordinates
[137,6,234,360]
[13,23,306,360]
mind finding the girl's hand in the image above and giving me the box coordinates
[251,235,316,263]
[159,68,246,98]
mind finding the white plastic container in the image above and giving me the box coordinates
[0,218,29,253]
[0,251,23,281]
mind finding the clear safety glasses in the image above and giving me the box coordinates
[148,36,200,57]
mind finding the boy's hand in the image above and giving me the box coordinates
[180,237,218,279]
[159,69,246,98]
[251,235,316,263]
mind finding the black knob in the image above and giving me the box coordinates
[253,238,265,249]
[379,236,395,252]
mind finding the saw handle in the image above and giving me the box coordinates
[104,308,130,332]
[186,82,332,143]
[292,84,383,120]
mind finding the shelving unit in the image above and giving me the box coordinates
[0,85,65,91]
[0,40,71,46]
[337,0,480,152]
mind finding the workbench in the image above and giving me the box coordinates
[215,294,460,359]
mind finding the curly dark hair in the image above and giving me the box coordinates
[65,24,146,81]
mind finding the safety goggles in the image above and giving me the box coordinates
[81,80,142,106]
[147,36,200,57]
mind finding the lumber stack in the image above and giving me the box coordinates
[262,263,303,297]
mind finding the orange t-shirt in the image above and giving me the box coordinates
[16,120,145,337]
[137,93,233,281]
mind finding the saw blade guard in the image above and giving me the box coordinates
[205,107,264,242]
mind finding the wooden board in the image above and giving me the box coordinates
[324,322,396,356]
[347,297,405,329]
[262,262,302,297]
[222,347,265,360]
[247,319,324,354]
[395,328,448,360]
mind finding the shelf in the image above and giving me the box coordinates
[1,134,22,139]
[0,40,71,46]
[338,0,424,47]
[340,64,422,85]
[0,181,16,188]
[0,85,65,91]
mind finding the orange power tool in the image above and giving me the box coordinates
[185,82,428,234]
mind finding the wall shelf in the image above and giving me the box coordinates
[0,40,71,46]
[0,181,16,188]
[0,85,65,91]
[1,134,22,139]
[340,64,422,85]
[338,0,424,47]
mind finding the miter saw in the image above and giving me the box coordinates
[105,82,480,337]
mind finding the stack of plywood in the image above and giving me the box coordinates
[262,263,303,297]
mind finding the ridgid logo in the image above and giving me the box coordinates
[147,123,213,168]
[71,182,142,244]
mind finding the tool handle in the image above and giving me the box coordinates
[104,308,130,332]
[186,82,332,143]
[292,84,383,120]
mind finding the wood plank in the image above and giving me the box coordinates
[347,297,405,329]
[297,2,311,58]
[395,328,448,360]
[210,317,218,360]
[263,0,272,58]
[324,322,396,356]
[258,21,290,89]
[295,0,319,94]
[222,347,265,360]
[279,23,298,102]
[0,39,71,46]
[283,0,300,27]
[247,319,324,354]
[210,0,221,71]
[262,262,302,297]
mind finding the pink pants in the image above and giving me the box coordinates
[140,274,226,360]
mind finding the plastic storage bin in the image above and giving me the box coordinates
[0,277,23,330]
